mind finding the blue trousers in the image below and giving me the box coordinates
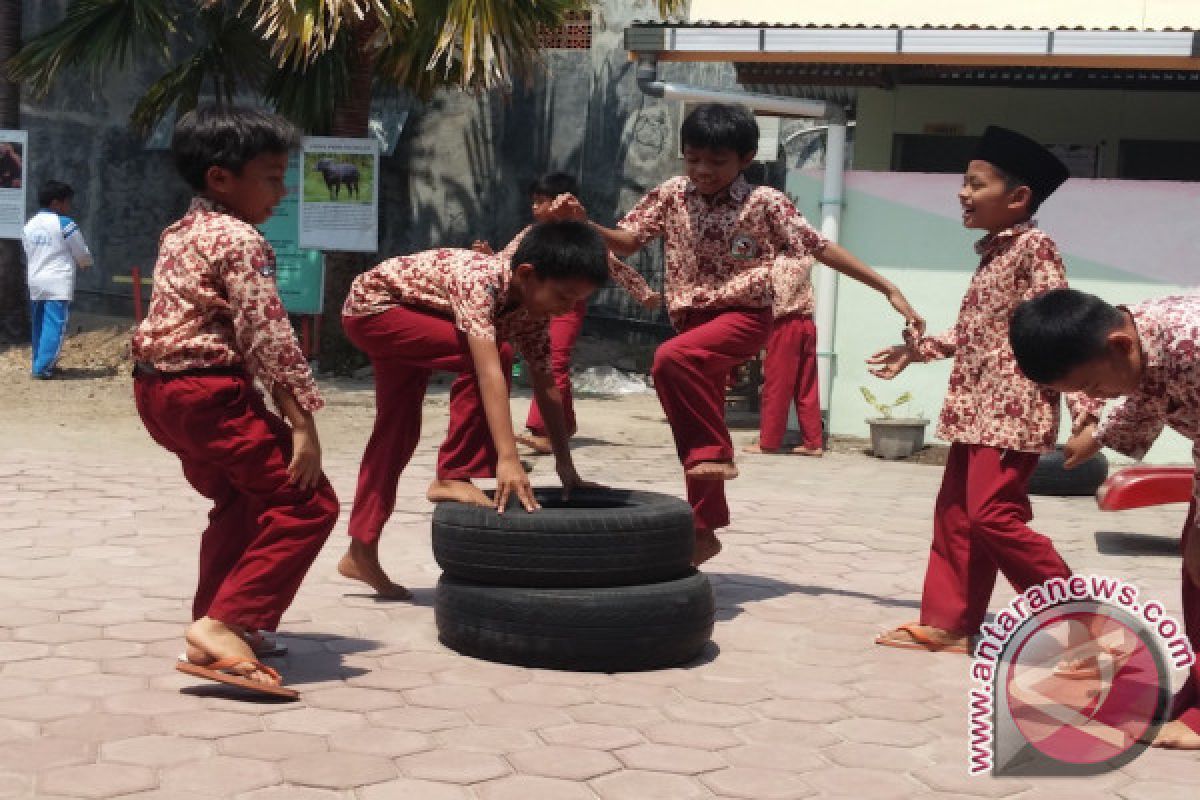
[30,300,69,378]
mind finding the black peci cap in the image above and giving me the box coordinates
[974,126,1069,204]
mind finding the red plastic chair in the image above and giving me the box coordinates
[1095,466,1194,511]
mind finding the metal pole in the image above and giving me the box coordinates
[814,114,847,422]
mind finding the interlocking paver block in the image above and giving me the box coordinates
[39,763,156,798]
[217,731,327,761]
[280,750,397,788]
[542,723,644,751]
[4,656,94,679]
[266,707,363,735]
[702,767,815,799]
[237,787,346,800]
[357,778,472,800]
[367,706,469,732]
[303,686,404,712]
[508,746,622,781]
[0,737,92,772]
[0,693,93,721]
[160,755,280,795]
[663,699,756,727]
[722,743,826,773]
[436,725,539,753]
[45,712,151,743]
[614,743,725,775]
[591,769,710,799]
[477,775,599,800]
[404,684,499,710]
[331,727,434,757]
[154,709,263,739]
[398,749,511,783]
[802,766,922,799]
[100,734,213,767]
[497,682,591,707]
[468,702,573,729]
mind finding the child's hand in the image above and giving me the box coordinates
[546,193,587,222]
[886,289,926,339]
[867,345,913,380]
[641,292,663,311]
[1063,425,1102,469]
[556,461,604,501]
[1071,412,1099,436]
[287,425,323,490]
[471,239,494,255]
[496,455,540,513]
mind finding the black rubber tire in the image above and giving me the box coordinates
[1028,448,1110,497]
[435,571,715,672]
[432,487,694,588]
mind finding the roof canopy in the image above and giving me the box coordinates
[685,0,1198,31]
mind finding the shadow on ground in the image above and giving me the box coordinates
[1095,530,1181,557]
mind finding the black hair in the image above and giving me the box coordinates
[171,105,301,191]
[38,180,74,208]
[511,220,608,287]
[680,103,759,157]
[991,164,1046,214]
[529,172,578,199]
[1009,288,1126,384]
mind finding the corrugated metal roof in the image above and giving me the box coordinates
[631,22,1199,32]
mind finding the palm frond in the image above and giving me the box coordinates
[7,0,181,96]
[263,39,352,134]
[239,0,409,67]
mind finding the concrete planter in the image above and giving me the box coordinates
[867,418,930,460]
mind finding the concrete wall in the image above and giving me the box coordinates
[14,0,738,342]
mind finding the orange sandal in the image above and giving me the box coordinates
[875,622,970,654]
[176,656,298,700]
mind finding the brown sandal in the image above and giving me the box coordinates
[875,622,970,654]
[176,656,298,700]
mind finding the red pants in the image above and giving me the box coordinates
[133,372,338,632]
[1169,471,1200,734]
[758,313,822,451]
[920,443,1071,635]
[526,299,586,437]
[343,308,512,544]
[653,307,772,532]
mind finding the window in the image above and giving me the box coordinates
[537,11,592,50]
[1118,140,1200,181]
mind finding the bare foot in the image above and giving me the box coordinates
[516,432,554,455]
[686,461,739,481]
[693,529,723,566]
[742,444,781,455]
[183,617,279,686]
[337,540,413,600]
[792,446,824,457]
[427,479,493,507]
[1151,719,1200,749]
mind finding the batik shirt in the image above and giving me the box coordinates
[1095,296,1200,460]
[910,222,1100,452]
[771,255,815,318]
[499,225,657,304]
[131,197,321,412]
[617,175,828,327]
[342,248,552,375]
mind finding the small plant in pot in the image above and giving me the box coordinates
[860,387,930,460]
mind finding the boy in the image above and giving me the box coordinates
[869,126,1100,655]
[339,221,606,598]
[131,106,339,699]
[569,103,922,565]
[743,254,824,456]
[474,173,661,454]
[23,180,93,379]
[1010,288,1200,749]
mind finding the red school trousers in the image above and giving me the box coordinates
[652,307,772,532]
[758,313,822,451]
[1168,466,1200,735]
[526,298,587,437]
[343,306,512,545]
[133,371,339,632]
[920,442,1072,635]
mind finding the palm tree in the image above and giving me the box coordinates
[0,0,23,341]
[6,0,684,366]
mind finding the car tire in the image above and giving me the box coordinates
[1028,448,1109,497]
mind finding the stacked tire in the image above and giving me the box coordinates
[432,488,715,672]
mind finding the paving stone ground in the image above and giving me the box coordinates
[1,375,1198,798]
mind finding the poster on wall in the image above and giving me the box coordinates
[299,136,379,252]
[259,151,325,314]
[0,130,28,240]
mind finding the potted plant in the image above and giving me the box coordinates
[860,387,930,460]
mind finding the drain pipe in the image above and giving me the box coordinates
[634,55,848,422]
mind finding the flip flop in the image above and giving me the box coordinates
[875,622,970,654]
[244,630,288,658]
[175,656,299,700]
[1053,647,1135,680]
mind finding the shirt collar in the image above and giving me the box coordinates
[975,219,1037,256]
[684,174,752,206]
[189,195,232,216]
[1126,304,1167,371]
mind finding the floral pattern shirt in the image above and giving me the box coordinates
[499,225,657,304]
[131,197,322,412]
[771,255,815,318]
[342,248,552,375]
[910,222,1100,452]
[617,175,828,328]
[1095,296,1200,460]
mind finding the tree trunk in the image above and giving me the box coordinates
[318,17,377,374]
[0,0,25,343]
